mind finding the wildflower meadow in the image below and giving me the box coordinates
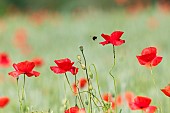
[0,2,170,113]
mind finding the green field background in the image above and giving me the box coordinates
[0,7,170,113]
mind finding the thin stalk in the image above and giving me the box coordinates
[17,77,22,113]
[79,91,103,108]
[64,73,73,92]
[74,75,78,106]
[80,49,92,113]
[150,67,162,113]
[109,45,118,113]
[21,75,26,101]
[77,87,85,108]
[74,75,85,108]
[89,64,105,106]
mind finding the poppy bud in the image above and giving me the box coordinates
[79,46,84,52]
[89,72,93,79]
[81,64,86,70]
[85,100,88,105]
[88,84,93,90]
[77,55,81,61]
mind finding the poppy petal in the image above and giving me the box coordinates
[136,56,148,65]
[70,66,78,75]
[141,47,157,56]
[134,96,151,108]
[54,58,74,71]
[26,71,40,77]
[101,33,110,40]
[151,56,162,66]
[128,102,140,110]
[99,41,110,46]
[161,85,170,97]
[0,97,10,108]
[111,31,124,40]
[143,106,157,113]
[8,71,23,78]
[13,63,19,71]
[112,39,125,46]
[50,66,67,74]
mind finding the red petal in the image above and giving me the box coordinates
[125,91,135,103]
[0,97,10,108]
[111,39,125,46]
[136,53,156,66]
[99,41,110,46]
[26,71,40,77]
[151,56,162,66]
[102,93,113,102]
[134,96,151,108]
[0,53,10,67]
[72,83,78,95]
[8,71,23,78]
[65,106,79,113]
[143,106,157,113]
[136,56,149,65]
[70,66,78,75]
[101,33,110,41]
[50,66,66,74]
[141,47,157,56]
[79,78,87,88]
[32,57,43,67]
[16,61,35,72]
[78,108,86,113]
[161,85,170,97]
[13,63,19,71]
[54,58,74,71]
[116,95,122,106]
[111,31,124,40]
[128,102,140,110]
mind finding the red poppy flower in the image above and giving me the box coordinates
[0,97,10,108]
[161,84,170,97]
[32,57,43,67]
[143,106,157,113]
[136,47,162,67]
[8,61,40,78]
[50,58,78,75]
[72,83,78,95]
[0,53,10,67]
[65,106,85,113]
[99,31,125,46]
[13,28,31,55]
[79,78,87,89]
[125,91,135,103]
[116,95,122,106]
[102,93,113,102]
[129,96,152,110]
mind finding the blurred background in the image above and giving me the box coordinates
[0,0,170,113]
[0,0,170,15]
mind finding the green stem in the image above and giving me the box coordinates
[21,75,26,101]
[109,45,118,113]
[89,64,105,106]
[79,91,103,108]
[17,77,22,113]
[74,75,78,106]
[64,73,73,92]
[74,75,85,108]
[80,49,92,113]
[150,67,162,113]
